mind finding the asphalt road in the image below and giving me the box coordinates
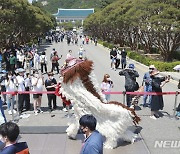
[5,40,180,154]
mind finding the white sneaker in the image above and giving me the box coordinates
[8,110,12,115]
[63,108,68,112]
[71,107,74,111]
[150,115,157,120]
[34,110,38,116]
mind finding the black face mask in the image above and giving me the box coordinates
[79,126,86,134]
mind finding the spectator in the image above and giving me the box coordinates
[79,114,103,154]
[33,50,40,71]
[5,72,17,115]
[0,51,2,74]
[0,95,6,125]
[150,70,170,120]
[115,48,121,69]
[142,65,155,107]
[101,74,114,102]
[9,52,16,74]
[79,45,85,59]
[45,72,57,112]
[16,68,26,114]
[17,50,25,68]
[50,48,56,61]
[40,51,47,74]
[110,47,117,71]
[0,122,29,154]
[66,50,73,60]
[51,51,62,74]
[0,71,7,105]
[121,49,127,69]
[176,80,180,117]
[31,70,44,115]
[24,51,33,74]
[119,64,139,107]
[24,73,31,111]
[94,37,97,46]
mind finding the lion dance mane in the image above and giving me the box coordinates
[60,59,140,149]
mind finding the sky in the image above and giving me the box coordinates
[28,0,32,3]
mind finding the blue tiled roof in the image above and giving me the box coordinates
[54,9,94,17]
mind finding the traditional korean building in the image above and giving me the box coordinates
[53,8,94,24]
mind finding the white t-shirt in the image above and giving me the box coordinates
[25,77,31,88]
[31,77,43,92]
[5,79,17,92]
[101,82,112,92]
[16,76,25,91]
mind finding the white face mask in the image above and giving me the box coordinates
[35,74,39,78]
[8,75,12,78]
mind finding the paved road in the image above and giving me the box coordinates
[5,40,180,154]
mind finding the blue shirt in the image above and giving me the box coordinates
[80,130,103,154]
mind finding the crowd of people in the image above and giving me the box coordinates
[0,30,179,153]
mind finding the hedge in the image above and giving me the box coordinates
[128,51,180,72]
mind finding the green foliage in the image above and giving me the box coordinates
[38,0,117,13]
[128,51,180,71]
[0,0,56,48]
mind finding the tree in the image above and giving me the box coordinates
[0,0,56,48]
[84,0,180,61]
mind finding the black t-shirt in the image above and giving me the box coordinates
[121,50,127,58]
[110,50,117,59]
[45,78,57,91]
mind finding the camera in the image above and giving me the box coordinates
[166,75,171,80]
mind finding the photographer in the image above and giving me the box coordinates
[150,70,170,120]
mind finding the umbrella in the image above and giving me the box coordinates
[173,65,180,71]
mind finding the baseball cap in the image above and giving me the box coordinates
[128,63,135,69]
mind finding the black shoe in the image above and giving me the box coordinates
[48,108,52,113]
[2,101,7,105]
[143,104,148,107]
[53,106,57,110]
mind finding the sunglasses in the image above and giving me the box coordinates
[149,68,154,70]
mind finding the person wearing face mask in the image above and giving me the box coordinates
[5,72,17,115]
[142,65,155,107]
[119,63,139,107]
[32,70,44,115]
[16,68,26,115]
[0,71,7,105]
[101,74,114,102]
[0,122,29,154]
[79,114,103,154]
[45,72,57,112]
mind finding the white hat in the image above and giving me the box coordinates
[149,65,155,69]
[16,68,25,73]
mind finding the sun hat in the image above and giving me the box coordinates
[149,65,156,69]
